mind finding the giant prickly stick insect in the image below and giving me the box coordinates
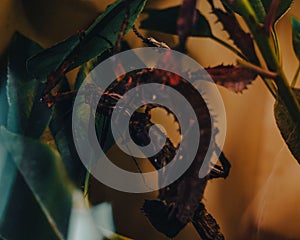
[82,67,231,239]
[26,0,231,237]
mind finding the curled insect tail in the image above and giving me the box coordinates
[192,202,225,240]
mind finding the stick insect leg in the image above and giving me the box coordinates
[219,151,231,178]
[209,150,231,180]
[42,90,77,107]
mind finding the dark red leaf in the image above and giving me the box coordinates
[205,64,257,93]
[209,3,259,63]
[177,0,198,50]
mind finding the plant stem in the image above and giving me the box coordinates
[211,35,247,60]
[235,0,300,124]
[262,77,277,99]
[271,30,281,65]
[264,0,280,36]
[237,59,277,78]
[237,59,278,98]
[83,171,90,205]
[292,62,300,88]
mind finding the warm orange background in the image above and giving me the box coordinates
[1,0,300,239]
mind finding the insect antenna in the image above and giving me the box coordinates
[132,25,170,49]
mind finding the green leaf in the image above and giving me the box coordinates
[0,65,8,126]
[74,55,108,91]
[0,167,61,240]
[274,89,300,163]
[0,35,60,240]
[220,0,244,15]
[140,6,212,37]
[222,1,264,22]
[292,16,300,62]
[50,42,135,186]
[262,0,293,22]
[221,0,265,22]
[73,57,116,156]
[74,40,134,90]
[6,33,51,138]
[226,0,266,22]
[249,0,266,23]
[1,33,74,240]
[49,50,118,187]
[222,0,293,24]
[74,57,116,154]
[0,126,74,239]
[27,0,147,79]
[73,41,147,154]
[49,78,86,187]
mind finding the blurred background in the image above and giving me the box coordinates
[1,0,300,239]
